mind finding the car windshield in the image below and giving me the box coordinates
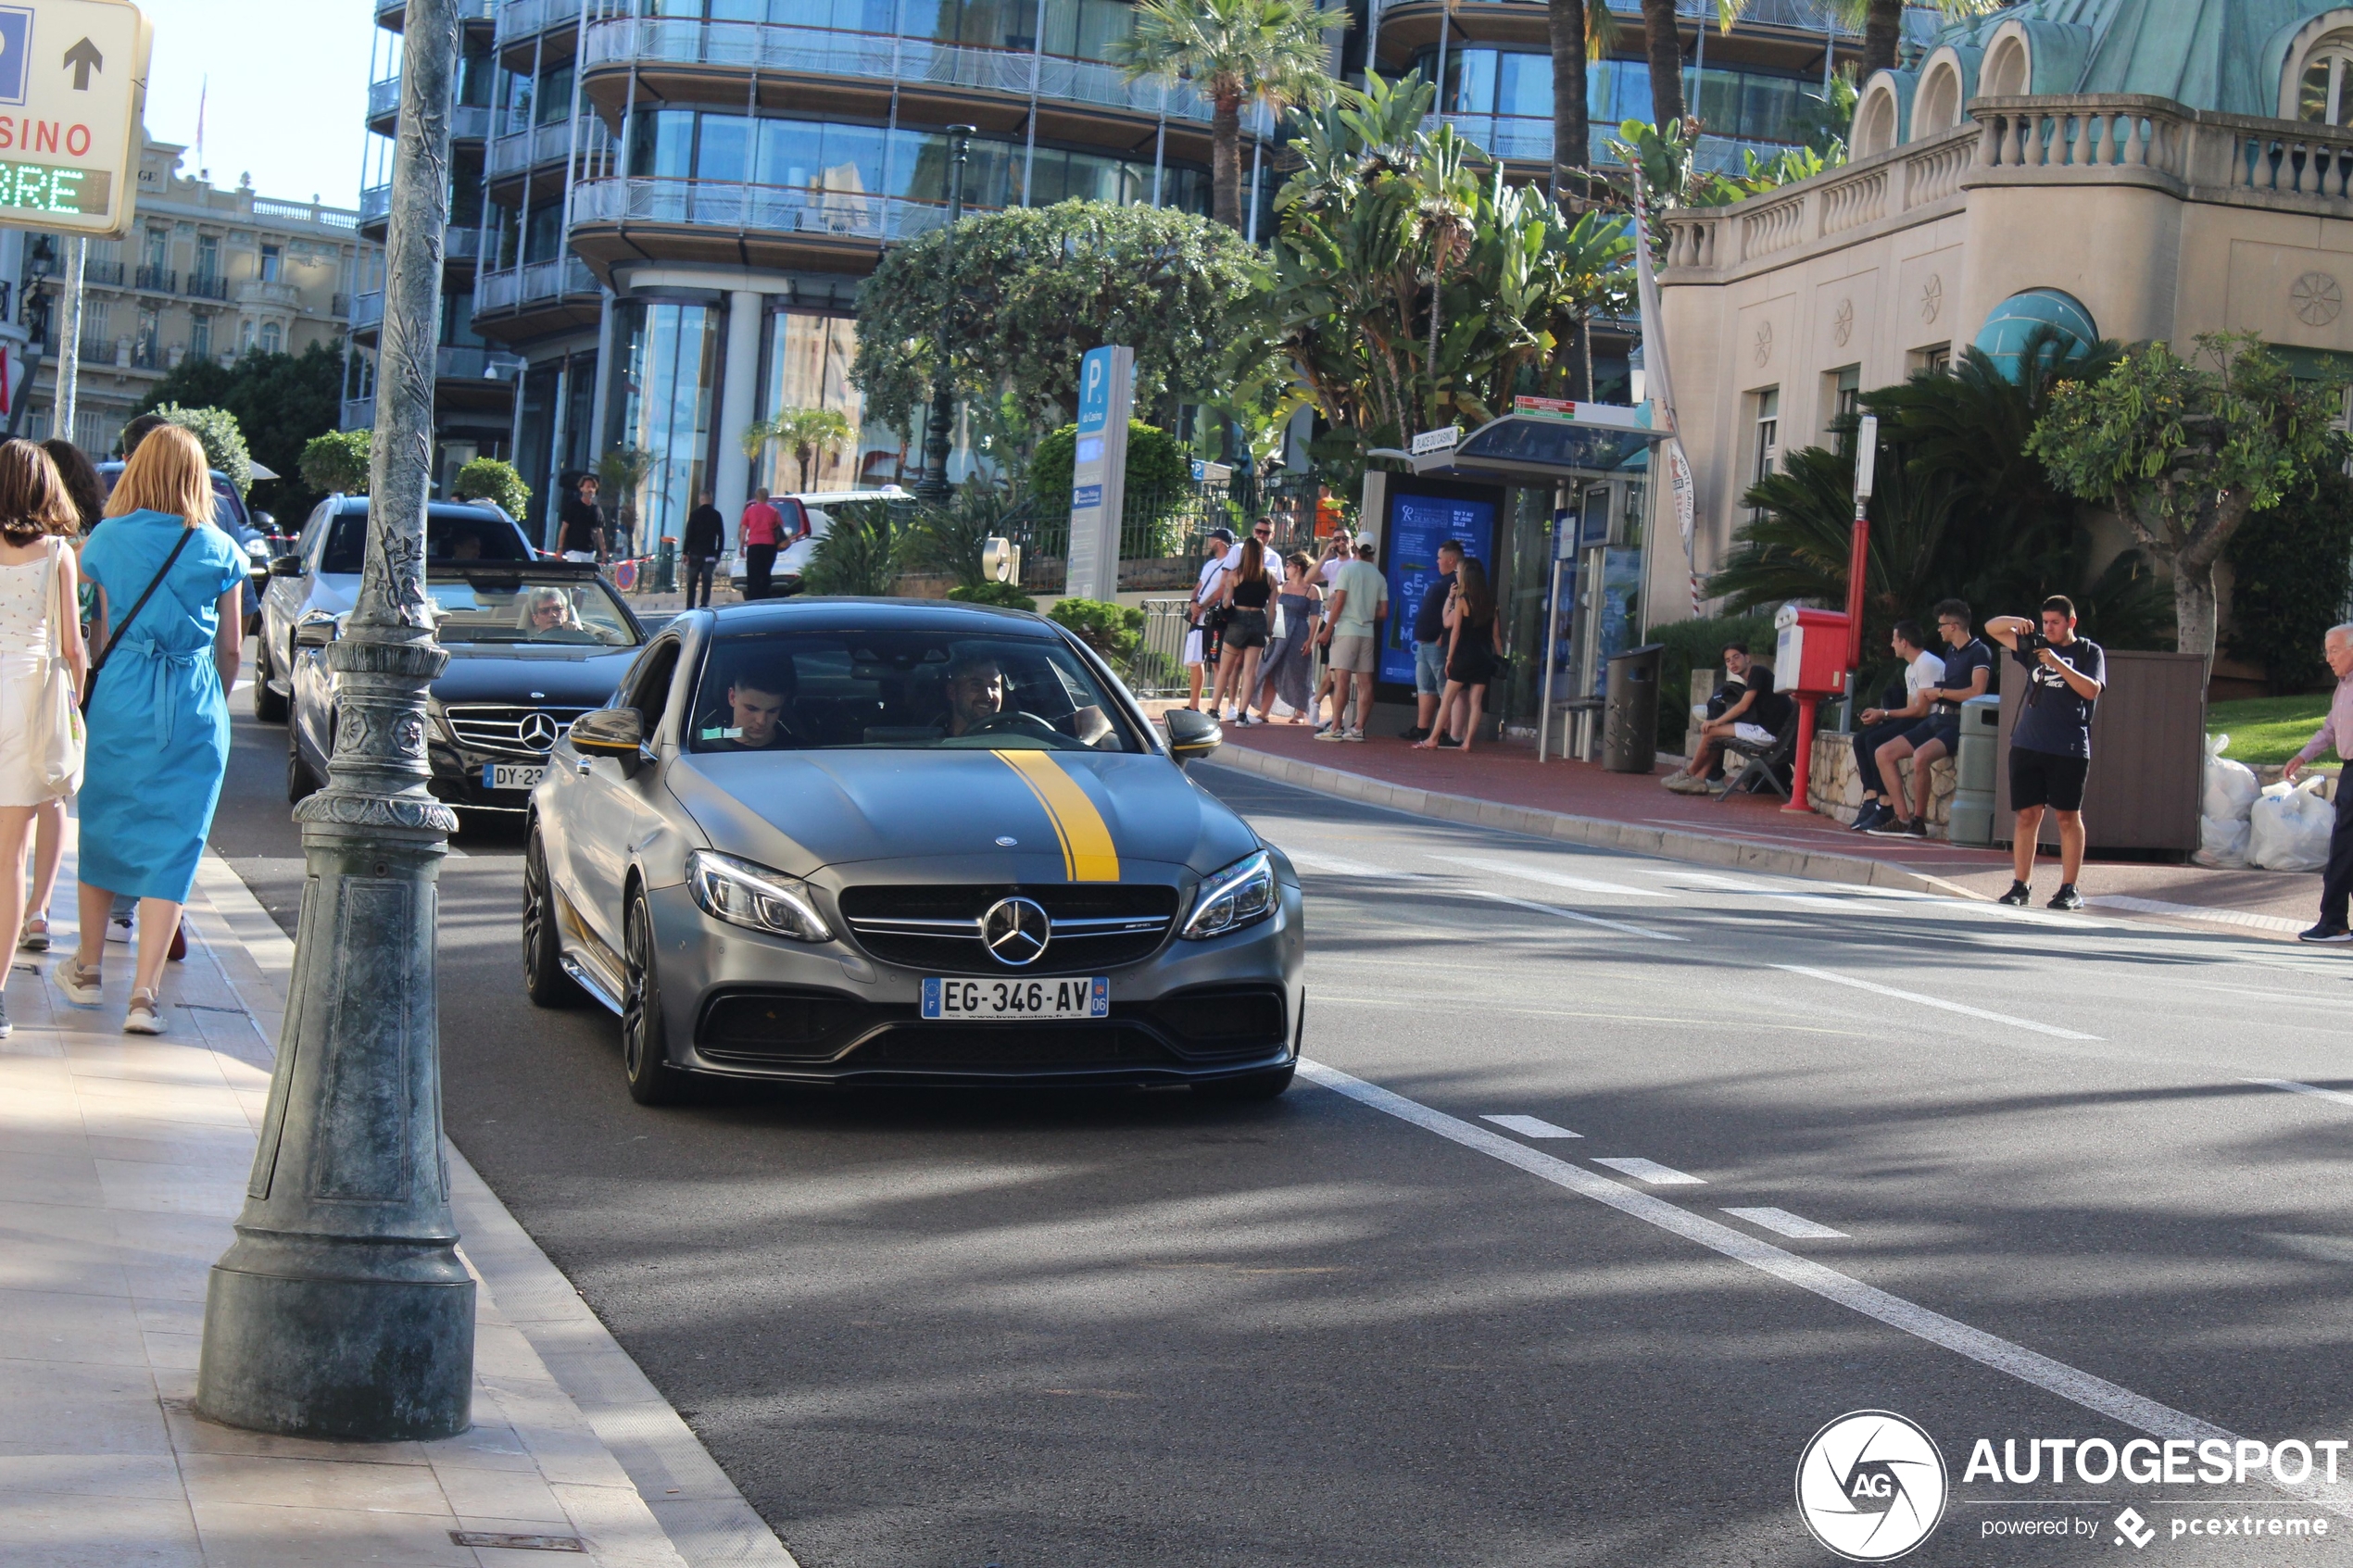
[319,509,530,574]
[687,630,1141,753]
[425,577,639,646]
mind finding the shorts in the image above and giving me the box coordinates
[1328,633,1377,674]
[1414,637,1447,695]
[1732,721,1776,748]
[1903,715,1961,752]
[2009,746,2089,812]
[1224,608,1268,650]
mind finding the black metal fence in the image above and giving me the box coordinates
[1002,472,1342,596]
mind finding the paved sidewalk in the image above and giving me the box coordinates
[1208,720,2329,938]
[2,828,798,1567]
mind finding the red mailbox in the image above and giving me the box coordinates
[1774,604,1851,696]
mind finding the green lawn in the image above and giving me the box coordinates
[2208,695,2334,766]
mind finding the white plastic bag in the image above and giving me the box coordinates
[2200,734,2260,823]
[2194,813,2250,869]
[2248,777,2334,872]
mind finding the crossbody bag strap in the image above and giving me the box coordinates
[83,526,195,710]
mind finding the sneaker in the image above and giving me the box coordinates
[57,958,102,1005]
[1659,770,1691,791]
[18,916,48,952]
[1435,734,1463,748]
[1400,725,1428,742]
[1849,801,1886,834]
[106,913,132,945]
[0,994,10,1039]
[2297,922,2353,944]
[123,989,164,1035]
[1665,772,1711,795]
[2046,884,2085,912]
[1997,881,2032,908]
[1901,818,1929,839]
[1341,728,1365,742]
[1866,815,1916,837]
[1314,727,1344,743]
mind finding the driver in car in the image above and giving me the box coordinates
[945,653,1010,736]
[704,669,800,750]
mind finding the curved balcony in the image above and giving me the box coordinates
[580,17,1247,135]
[377,0,497,32]
[350,289,384,332]
[567,173,951,273]
[1439,112,1823,173]
[496,0,579,48]
[472,253,601,343]
[486,118,584,182]
[368,73,497,140]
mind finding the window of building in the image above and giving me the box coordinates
[1824,365,1860,434]
[604,299,720,552]
[259,245,282,282]
[2301,45,2353,126]
[1909,344,1951,375]
[194,233,219,284]
[142,227,167,270]
[190,314,211,362]
[535,64,573,127]
[258,321,282,354]
[757,309,870,492]
[1745,387,1780,519]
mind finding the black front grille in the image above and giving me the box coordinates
[838,884,1179,974]
[440,704,592,758]
[848,1022,1174,1068]
[698,988,875,1063]
[1136,987,1289,1054]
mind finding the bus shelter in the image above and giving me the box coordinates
[1366,404,1669,757]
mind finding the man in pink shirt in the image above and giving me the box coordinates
[740,488,783,600]
[2287,622,2353,943]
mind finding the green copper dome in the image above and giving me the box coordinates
[1931,0,2348,119]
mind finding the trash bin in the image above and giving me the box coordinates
[1949,694,2001,846]
[1603,643,1665,773]
[654,536,677,593]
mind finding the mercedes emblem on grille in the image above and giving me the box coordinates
[982,897,1051,966]
[519,711,560,751]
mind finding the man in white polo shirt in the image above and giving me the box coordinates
[1183,528,1236,711]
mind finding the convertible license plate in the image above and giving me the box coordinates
[483,762,547,791]
[923,976,1109,1021]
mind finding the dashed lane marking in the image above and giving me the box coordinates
[1592,1156,1705,1185]
[1479,1114,1580,1138]
[1464,888,1686,942]
[1293,1057,2351,1522]
[1443,853,1667,898]
[1772,963,2103,1041]
[1723,1206,1848,1239]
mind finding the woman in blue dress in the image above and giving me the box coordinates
[57,426,245,1035]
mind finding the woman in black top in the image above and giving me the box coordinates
[1214,536,1276,723]
[1415,556,1504,751]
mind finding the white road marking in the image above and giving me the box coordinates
[1294,1058,2350,1521]
[1772,963,2103,1041]
[1723,1206,1848,1239]
[2245,1077,2353,1110]
[2092,895,2311,936]
[1277,846,1404,879]
[1592,1156,1705,1185]
[1443,853,1667,897]
[1465,889,1686,942]
[1479,1113,1581,1139]
[1626,867,1766,891]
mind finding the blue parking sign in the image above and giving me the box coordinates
[0,9,30,107]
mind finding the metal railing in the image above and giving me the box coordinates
[472,253,597,314]
[1119,598,1193,698]
[360,182,392,222]
[487,118,578,177]
[184,272,229,300]
[132,264,174,293]
[342,394,374,430]
[435,345,526,381]
[582,17,1247,129]
[78,334,120,365]
[495,0,584,44]
[83,259,124,286]
[369,74,400,120]
[568,175,955,243]
[1439,113,1837,172]
[350,290,384,330]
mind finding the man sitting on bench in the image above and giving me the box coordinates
[1665,644,1781,795]
[1849,620,1943,834]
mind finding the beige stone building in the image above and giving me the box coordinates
[1650,0,2353,652]
[15,138,360,456]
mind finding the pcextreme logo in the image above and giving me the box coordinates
[1795,1411,1951,1562]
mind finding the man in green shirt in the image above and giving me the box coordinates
[1316,542,1388,742]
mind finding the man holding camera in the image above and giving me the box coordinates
[2285,622,2353,944]
[1987,596,2106,910]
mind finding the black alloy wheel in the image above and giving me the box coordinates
[252,637,287,721]
[621,887,691,1105]
[285,722,318,804]
[522,828,582,1009]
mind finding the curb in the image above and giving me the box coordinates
[1200,744,1987,901]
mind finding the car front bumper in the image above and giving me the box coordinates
[643,880,1305,1087]
[424,741,555,813]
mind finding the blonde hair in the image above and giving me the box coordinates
[102,423,213,529]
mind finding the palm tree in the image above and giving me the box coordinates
[1641,1,1740,129]
[1548,0,1591,205]
[1114,0,1346,231]
[769,406,857,492]
[1831,0,2003,83]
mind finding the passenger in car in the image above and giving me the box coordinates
[702,667,800,750]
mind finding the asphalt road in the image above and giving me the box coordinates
[207,684,2353,1567]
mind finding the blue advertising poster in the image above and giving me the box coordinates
[1379,486,1498,686]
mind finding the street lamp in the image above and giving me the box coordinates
[195,0,474,1442]
[916,124,976,505]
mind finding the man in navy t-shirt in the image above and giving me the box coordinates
[1866,598,1994,838]
[1987,596,2106,910]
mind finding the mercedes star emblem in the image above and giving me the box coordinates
[519,711,560,751]
[982,896,1051,966]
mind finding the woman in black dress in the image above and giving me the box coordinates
[1415,555,1503,751]
[1213,535,1276,723]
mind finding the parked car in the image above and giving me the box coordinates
[94,461,271,631]
[251,495,537,722]
[286,562,648,813]
[725,486,912,597]
[522,596,1301,1104]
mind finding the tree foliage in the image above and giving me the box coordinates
[852,201,1266,440]
[136,342,344,521]
[802,501,906,596]
[2226,467,2353,695]
[452,457,531,519]
[902,481,1019,591]
[1028,420,1191,505]
[747,407,858,492]
[2028,333,2347,660]
[299,429,371,496]
[1051,596,1145,659]
[151,405,252,497]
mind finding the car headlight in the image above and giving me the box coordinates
[686,851,833,943]
[1181,849,1277,940]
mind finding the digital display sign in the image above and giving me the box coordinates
[0,157,102,216]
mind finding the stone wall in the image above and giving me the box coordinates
[1806,729,1956,834]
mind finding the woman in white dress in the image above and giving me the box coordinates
[0,441,89,1036]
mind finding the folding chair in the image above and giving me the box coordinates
[1716,706,1800,803]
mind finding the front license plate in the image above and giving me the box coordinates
[922,976,1109,1021]
[483,762,547,791]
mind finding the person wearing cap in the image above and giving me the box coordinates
[1183,528,1236,710]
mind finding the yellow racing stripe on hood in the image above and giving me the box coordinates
[994,749,1120,882]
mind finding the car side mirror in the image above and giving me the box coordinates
[268,554,304,577]
[571,706,647,769]
[1164,707,1222,766]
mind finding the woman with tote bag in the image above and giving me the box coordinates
[0,440,90,1037]
[57,427,244,1036]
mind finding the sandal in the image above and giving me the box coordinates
[124,989,165,1035]
[19,916,49,952]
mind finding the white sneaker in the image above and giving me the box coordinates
[106,914,133,945]
[123,989,164,1035]
[1341,728,1365,742]
[57,958,102,1006]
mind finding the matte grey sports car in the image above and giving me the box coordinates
[522,598,1304,1102]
